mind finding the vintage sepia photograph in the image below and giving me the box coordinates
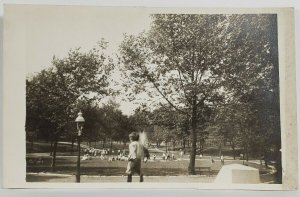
[2,5,297,189]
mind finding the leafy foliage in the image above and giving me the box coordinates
[26,40,113,140]
[119,14,280,175]
[26,41,114,171]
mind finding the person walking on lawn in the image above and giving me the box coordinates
[126,132,149,182]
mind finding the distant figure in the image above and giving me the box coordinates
[144,147,150,160]
[180,149,184,159]
[200,154,203,159]
[166,152,170,160]
[82,154,91,161]
[153,154,156,160]
[171,153,175,160]
[162,153,166,160]
[240,153,244,160]
[121,155,128,161]
[221,155,224,165]
[240,153,245,164]
[259,155,263,165]
[126,132,148,182]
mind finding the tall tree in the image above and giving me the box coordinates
[221,14,281,181]
[120,14,227,174]
[26,40,113,171]
[120,14,280,174]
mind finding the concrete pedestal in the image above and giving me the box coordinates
[214,164,260,184]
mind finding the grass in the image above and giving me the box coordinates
[27,157,210,175]
[26,141,277,183]
[26,155,272,178]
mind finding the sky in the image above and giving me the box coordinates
[24,6,152,74]
[19,5,153,115]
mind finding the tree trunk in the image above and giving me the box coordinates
[219,141,222,157]
[269,16,281,184]
[165,141,168,152]
[188,99,197,175]
[110,138,113,150]
[51,138,58,172]
[200,143,204,155]
[188,127,197,174]
[50,140,53,156]
[245,144,249,162]
[274,144,282,183]
[231,141,236,160]
[264,151,269,168]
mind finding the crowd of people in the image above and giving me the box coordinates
[80,146,225,164]
[81,147,128,161]
[81,146,183,162]
[161,152,175,160]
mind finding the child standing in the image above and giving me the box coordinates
[126,132,148,182]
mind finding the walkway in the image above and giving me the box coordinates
[26,173,215,183]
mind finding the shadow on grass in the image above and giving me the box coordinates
[27,166,195,176]
[26,175,71,182]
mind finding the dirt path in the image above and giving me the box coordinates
[26,173,215,183]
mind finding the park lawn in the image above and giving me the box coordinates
[26,156,271,177]
[27,141,245,160]
[26,141,276,183]
[27,157,210,176]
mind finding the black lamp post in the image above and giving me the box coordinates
[75,111,85,183]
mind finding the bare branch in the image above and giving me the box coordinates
[145,71,189,116]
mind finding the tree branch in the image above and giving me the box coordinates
[177,70,193,105]
[145,72,189,116]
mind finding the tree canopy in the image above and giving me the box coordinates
[26,40,114,171]
[26,14,281,181]
[119,14,280,174]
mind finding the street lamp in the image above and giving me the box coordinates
[75,111,85,183]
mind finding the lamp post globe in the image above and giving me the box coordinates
[75,111,85,183]
[75,111,85,136]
